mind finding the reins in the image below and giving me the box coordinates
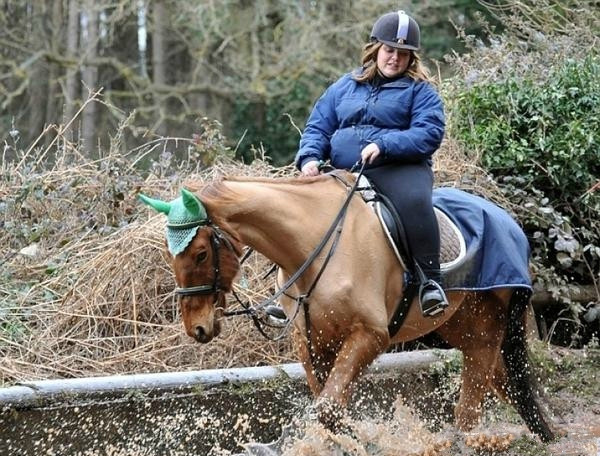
[225,161,367,342]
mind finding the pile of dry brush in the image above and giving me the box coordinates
[0,132,497,384]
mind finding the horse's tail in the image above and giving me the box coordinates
[502,288,556,443]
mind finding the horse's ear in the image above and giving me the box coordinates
[181,188,207,219]
[139,194,171,215]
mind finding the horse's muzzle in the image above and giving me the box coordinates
[193,325,213,343]
[190,318,221,343]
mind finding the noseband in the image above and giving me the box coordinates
[174,223,235,298]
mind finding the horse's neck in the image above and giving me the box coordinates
[213,179,341,269]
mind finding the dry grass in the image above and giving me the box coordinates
[0,129,492,384]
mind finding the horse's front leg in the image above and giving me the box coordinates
[294,328,329,396]
[315,325,388,428]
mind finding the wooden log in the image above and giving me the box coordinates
[531,285,598,309]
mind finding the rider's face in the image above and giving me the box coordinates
[376,45,411,78]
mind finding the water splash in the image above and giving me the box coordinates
[239,397,453,456]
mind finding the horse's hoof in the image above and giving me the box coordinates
[313,398,349,434]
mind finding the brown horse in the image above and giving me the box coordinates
[140,172,556,442]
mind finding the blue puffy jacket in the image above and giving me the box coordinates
[296,71,445,170]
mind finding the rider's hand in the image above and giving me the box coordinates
[301,160,320,176]
[361,143,381,164]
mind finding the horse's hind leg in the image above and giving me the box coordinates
[454,352,500,430]
[440,289,556,442]
[436,291,507,431]
[499,288,556,442]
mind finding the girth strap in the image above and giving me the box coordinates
[387,278,418,338]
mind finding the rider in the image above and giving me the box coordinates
[294,10,448,317]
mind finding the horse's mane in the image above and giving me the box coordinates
[182,171,355,253]
[192,178,238,204]
[182,178,243,254]
[223,170,356,186]
[222,174,333,185]
[185,171,353,201]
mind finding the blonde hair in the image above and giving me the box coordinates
[352,41,433,84]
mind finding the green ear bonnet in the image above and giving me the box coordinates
[139,188,209,256]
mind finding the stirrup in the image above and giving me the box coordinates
[418,280,448,317]
[264,304,288,322]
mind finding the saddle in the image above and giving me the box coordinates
[356,175,467,276]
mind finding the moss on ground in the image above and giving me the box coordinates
[530,340,600,397]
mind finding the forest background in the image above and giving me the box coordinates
[0,0,598,381]
[1,0,504,162]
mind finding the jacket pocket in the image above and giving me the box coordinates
[330,127,364,169]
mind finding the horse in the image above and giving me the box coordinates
[139,171,556,443]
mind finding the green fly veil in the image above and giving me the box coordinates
[139,188,209,256]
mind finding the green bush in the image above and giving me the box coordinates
[452,55,599,211]
[450,55,600,288]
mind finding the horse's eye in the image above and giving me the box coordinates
[196,251,208,264]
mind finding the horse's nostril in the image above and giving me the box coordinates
[195,326,206,341]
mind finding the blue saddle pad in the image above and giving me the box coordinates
[433,187,532,291]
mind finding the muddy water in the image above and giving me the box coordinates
[3,390,597,456]
[1,358,598,455]
[0,370,441,455]
[239,397,600,456]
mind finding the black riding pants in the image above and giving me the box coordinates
[364,162,441,283]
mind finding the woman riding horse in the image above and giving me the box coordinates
[297,10,447,317]
[140,176,556,443]
[138,9,557,444]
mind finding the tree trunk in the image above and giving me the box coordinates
[531,285,599,310]
[27,3,48,145]
[151,0,168,137]
[45,0,64,144]
[81,0,99,155]
[65,0,80,136]
[137,1,148,78]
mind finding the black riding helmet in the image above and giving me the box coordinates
[370,10,420,51]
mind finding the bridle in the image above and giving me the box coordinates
[173,222,235,300]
